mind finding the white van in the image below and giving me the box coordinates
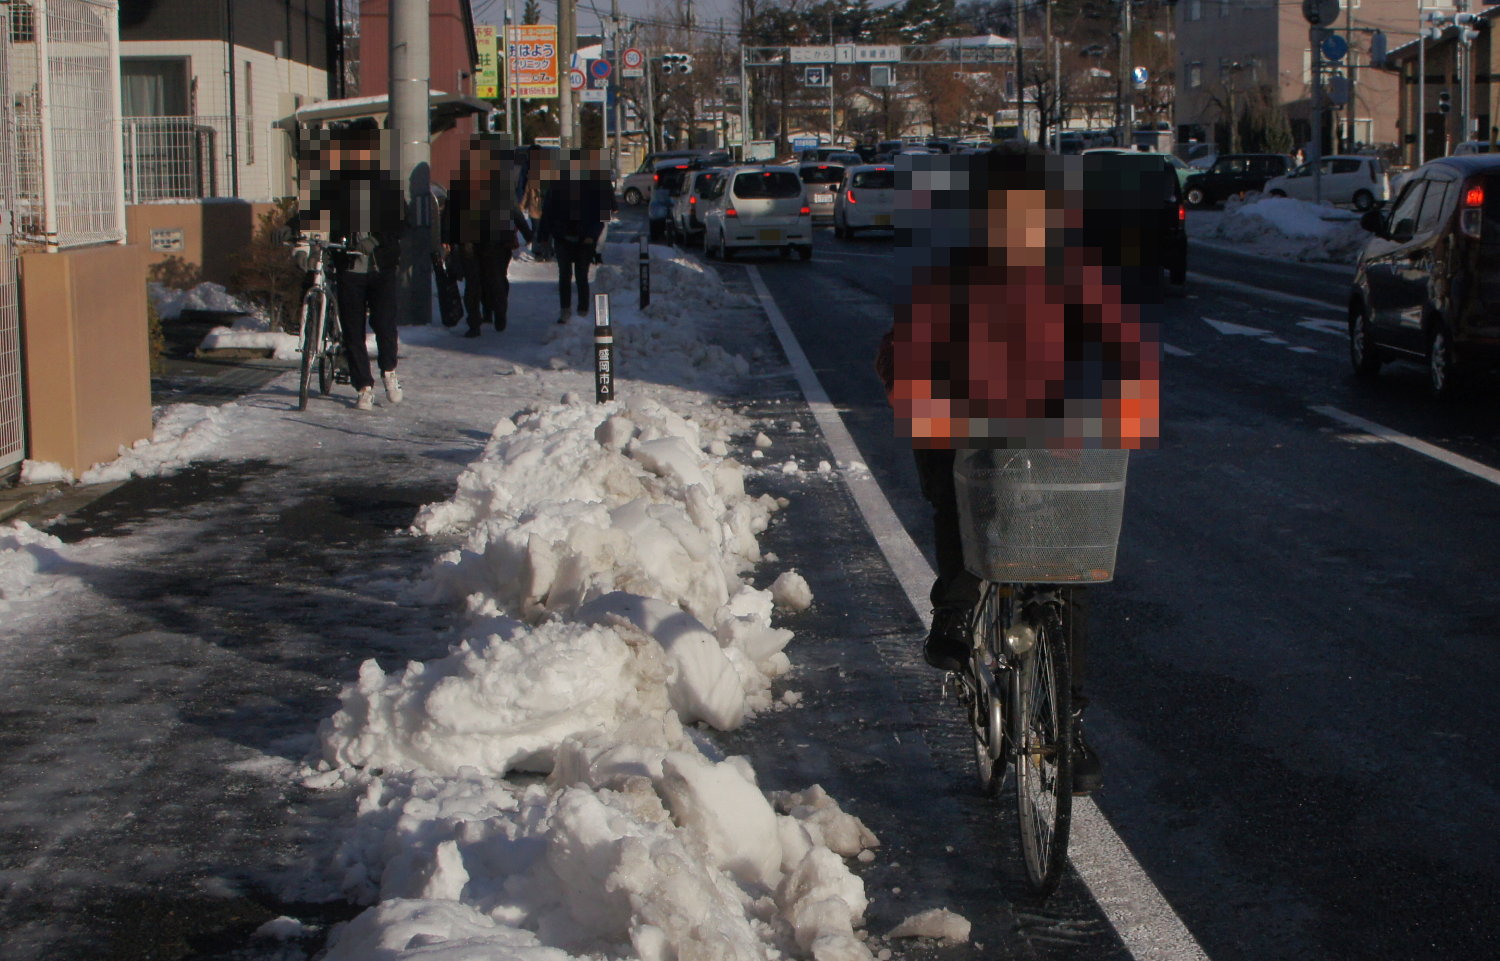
[702,165,814,261]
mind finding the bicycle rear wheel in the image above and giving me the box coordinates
[1012,597,1073,896]
[298,289,324,411]
[318,293,342,395]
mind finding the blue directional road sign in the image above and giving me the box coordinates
[1321,33,1348,62]
[1132,66,1149,86]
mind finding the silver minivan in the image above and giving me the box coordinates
[702,165,814,260]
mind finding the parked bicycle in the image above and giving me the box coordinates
[295,236,348,410]
[946,447,1130,896]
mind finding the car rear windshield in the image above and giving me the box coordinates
[800,165,844,185]
[656,166,690,191]
[852,169,894,189]
[734,171,802,199]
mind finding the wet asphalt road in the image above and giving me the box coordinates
[660,210,1500,961]
[3,204,1497,960]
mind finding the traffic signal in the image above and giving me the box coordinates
[1439,90,1452,115]
[661,52,694,75]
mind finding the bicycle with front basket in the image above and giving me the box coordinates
[295,236,348,410]
[945,447,1129,896]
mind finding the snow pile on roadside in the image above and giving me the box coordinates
[305,391,884,961]
[1200,195,1367,264]
[149,281,260,321]
[77,405,235,484]
[0,522,75,611]
[200,314,301,360]
[555,245,753,387]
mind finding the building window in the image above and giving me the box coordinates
[1187,0,1202,21]
[121,58,190,116]
[8,3,35,42]
[1189,62,1203,88]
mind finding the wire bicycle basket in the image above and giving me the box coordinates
[954,448,1130,584]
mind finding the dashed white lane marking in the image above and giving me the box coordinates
[1298,317,1346,338]
[745,263,1212,961]
[1288,346,1319,355]
[1311,406,1500,488]
[1163,344,1194,357]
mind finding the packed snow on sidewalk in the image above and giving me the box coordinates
[282,249,886,961]
[1190,194,1367,265]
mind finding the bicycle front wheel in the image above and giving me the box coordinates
[970,583,1007,796]
[1011,597,1073,896]
[318,292,342,395]
[298,289,324,410]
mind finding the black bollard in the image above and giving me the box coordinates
[638,234,650,310]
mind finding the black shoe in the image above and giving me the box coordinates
[577,305,588,317]
[923,607,970,671]
[464,327,482,339]
[494,316,507,332]
[1071,716,1103,795]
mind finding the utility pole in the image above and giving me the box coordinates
[1418,14,1426,164]
[1458,0,1471,146]
[390,0,431,323]
[1044,0,1054,147]
[610,0,622,175]
[1015,0,1026,141]
[1118,0,1133,147]
[645,54,657,152]
[559,0,577,147]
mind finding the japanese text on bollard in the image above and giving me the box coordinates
[594,293,615,403]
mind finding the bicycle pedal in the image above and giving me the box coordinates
[334,371,351,385]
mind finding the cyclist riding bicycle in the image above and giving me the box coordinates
[877,143,1164,795]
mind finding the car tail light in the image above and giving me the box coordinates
[726,207,738,218]
[799,205,810,216]
[653,173,660,183]
[1461,182,1485,238]
[847,189,858,204]
[689,196,696,205]
[1178,203,1186,222]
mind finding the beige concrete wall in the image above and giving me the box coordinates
[127,200,286,287]
[20,245,153,477]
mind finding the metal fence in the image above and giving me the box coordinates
[6,0,124,249]
[121,114,283,204]
[1,6,27,472]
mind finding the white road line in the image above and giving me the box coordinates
[1288,346,1319,355]
[1163,344,1194,357]
[1297,318,1346,339]
[1311,405,1500,487]
[1188,273,1340,312]
[816,248,894,259]
[745,264,1211,961]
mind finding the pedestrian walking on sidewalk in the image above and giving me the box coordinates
[295,122,406,409]
[444,133,533,337]
[536,148,616,323]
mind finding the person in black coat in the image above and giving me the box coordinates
[296,123,407,408]
[535,149,616,323]
[444,134,534,336]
